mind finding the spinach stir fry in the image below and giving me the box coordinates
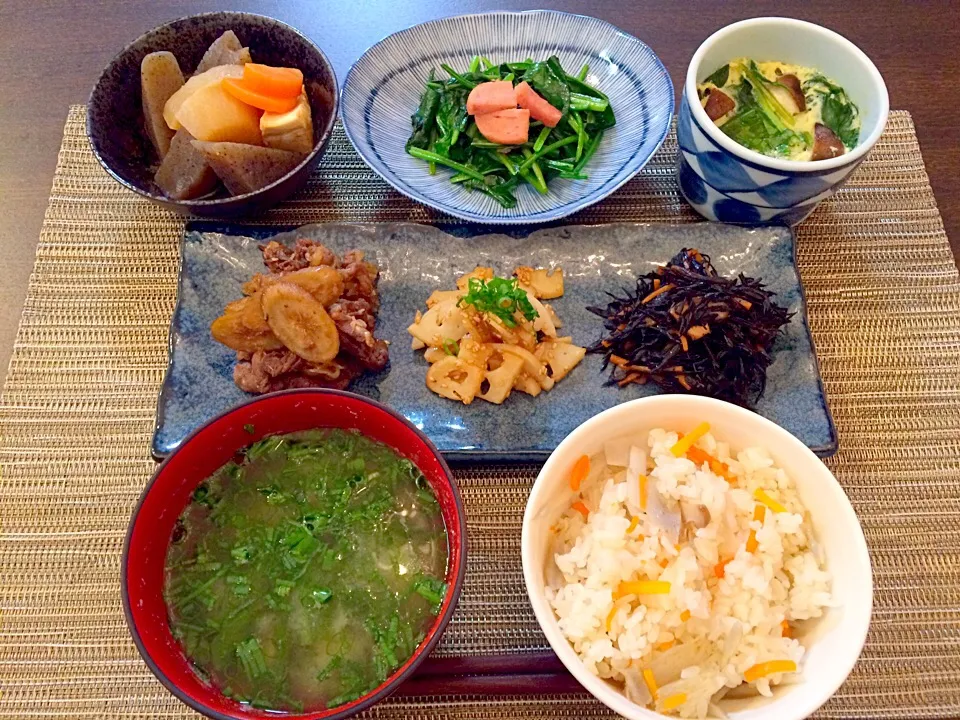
[405,55,616,207]
[164,429,448,712]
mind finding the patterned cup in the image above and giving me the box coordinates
[676,18,888,226]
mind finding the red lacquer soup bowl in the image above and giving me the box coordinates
[122,389,467,720]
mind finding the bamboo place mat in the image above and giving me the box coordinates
[0,107,959,719]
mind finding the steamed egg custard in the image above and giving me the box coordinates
[697,58,860,162]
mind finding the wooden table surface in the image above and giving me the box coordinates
[0,1,957,384]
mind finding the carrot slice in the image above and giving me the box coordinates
[686,446,735,483]
[642,668,658,699]
[744,659,797,682]
[641,283,675,304]
[754,488,786,513]
[605,605,618,632]
[615,580,670,598]
[746,504,766,553]
[569,454,590,492]
[714,558,731,578]
[242,63,303,98]
[670,422,710,457]
[222,77,298,113]
[662,693,687,711]
[571,500,590,519]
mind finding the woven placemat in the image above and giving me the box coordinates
[0,107,958,719]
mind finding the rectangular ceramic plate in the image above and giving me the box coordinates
[153,222,836,461]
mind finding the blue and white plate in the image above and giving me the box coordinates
[340,11,674,224]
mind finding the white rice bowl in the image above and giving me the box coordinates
[522,396,872,720]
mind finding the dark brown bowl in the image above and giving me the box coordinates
[87,12,338,217]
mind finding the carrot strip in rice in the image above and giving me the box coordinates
[615,580,670,598]
[642,668,658,699]
[670,422,710,457]
[744,659,797,682]
[569,454,590,492]
[746,503,766,553]
[662,693,687,711]
[605,605,618,632]
[754,487,786,513]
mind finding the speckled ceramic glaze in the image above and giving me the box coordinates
[153,222,836,460]
[86,12,338,216]
[341,11,674,223]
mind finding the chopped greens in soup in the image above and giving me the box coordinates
[164,429,448,712]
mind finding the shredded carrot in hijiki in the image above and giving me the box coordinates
[744,659,797,682]
[569,454,590,492]
[639,474,648,510]
[686,446,735,483]
[627,516,639,534]
[781,620,792,638]
[679,609,691,622]
[670,422,710,457]
[615,580,671,599]
[655,639,675,652]
[571,500,590,519]
[642,668,658,699]
[662,693,688,711]
[746,503,766,553]
[754,488,787,513]
[605,604,618,632]
[641,283,675,304]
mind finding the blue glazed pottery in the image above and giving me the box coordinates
[153,222,836,461]
[340,11,674,224]
[676,18,888,226]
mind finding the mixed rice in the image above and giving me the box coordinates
[545,423,832,718]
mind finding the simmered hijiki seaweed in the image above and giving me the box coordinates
[587,249,792,406]
[164,429,448,712]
